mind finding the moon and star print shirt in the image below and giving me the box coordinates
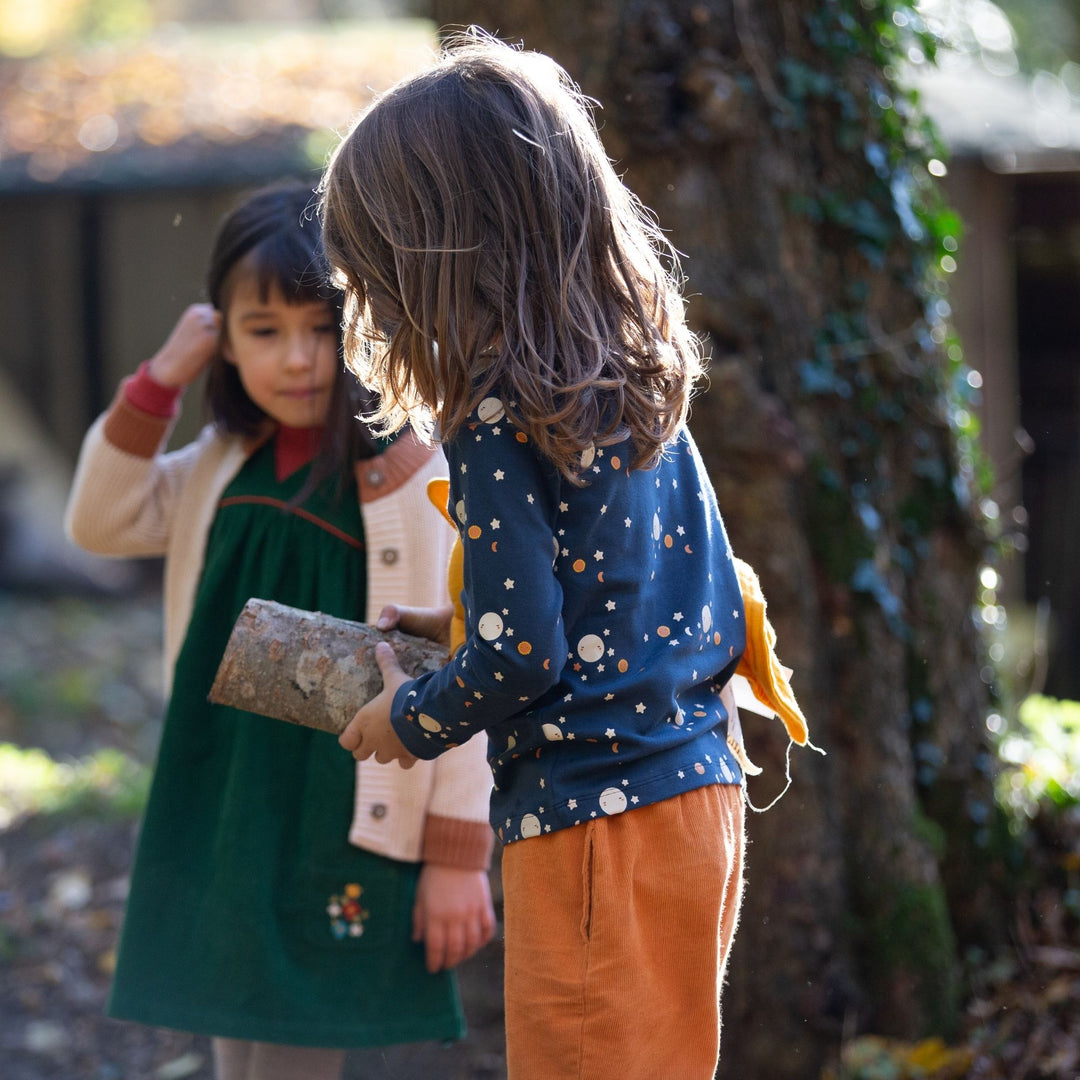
[390,396,747,845]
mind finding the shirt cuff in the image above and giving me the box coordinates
[422,814,494,870]
[124,361,183,418]
[390,677,447,760]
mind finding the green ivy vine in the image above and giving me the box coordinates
[777,0,1003,822]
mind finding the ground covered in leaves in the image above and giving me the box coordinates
[0,590,1077,1080]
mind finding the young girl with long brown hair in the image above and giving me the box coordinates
[316,32,799,1080]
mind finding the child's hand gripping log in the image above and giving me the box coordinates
[338,603,455,768]
[338,641,416,768]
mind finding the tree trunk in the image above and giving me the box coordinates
[209,598,448,733]
[425,3,999,1076]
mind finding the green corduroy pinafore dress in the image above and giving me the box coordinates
[108,438,464,1047]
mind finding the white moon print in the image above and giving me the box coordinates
[577,634,605,663]
[580,443,596,469]
[520,813,542,838]
[652,513,662,541]
[599,787,628,815]
[418,713,442,732]
[455,499,467,524]
[477,396,505,423]
[702,604,713,634]
[478,612,505,641]
[542,723,564,741]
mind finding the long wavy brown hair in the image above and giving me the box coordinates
[320,31,702,481]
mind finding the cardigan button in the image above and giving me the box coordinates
[370,803,388,819]
[367,468,385,487]
[380,548,399,565]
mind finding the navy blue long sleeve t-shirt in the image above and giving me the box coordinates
[390,396,746,844]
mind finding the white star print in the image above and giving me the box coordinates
[559,502,569,513]
[527,493,534,503]
[494,469,505,480]
[673,612,683,621]
[491,518,501,529]
[635,703,646,713]
[605,728,616,738]
[567,799,577,810]
[494,671,504,681]
[594,550,604,561]
[624,517,632,527]
[605,600,616,611]
[604,693,614,701]
[504,579,514,589]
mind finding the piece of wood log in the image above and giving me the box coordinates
[208,598,448,735]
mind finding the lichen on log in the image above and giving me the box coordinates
[209,598,449,735]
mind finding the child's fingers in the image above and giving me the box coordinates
[439,921,469,972]
[375,605,400,631]
[373,641,404,679]
[338,712,364,752]
[423,918,448,973]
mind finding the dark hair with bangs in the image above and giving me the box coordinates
[319,30,703,482]
[203,182,379,494]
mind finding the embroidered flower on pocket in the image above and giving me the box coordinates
[327,882,369,939]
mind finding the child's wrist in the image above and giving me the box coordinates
[125,360,182,418]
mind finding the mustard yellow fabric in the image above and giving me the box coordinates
[732,557,809,746]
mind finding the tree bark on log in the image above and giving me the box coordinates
[208,598,448,734]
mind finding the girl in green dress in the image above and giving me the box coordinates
[66,183,495,1080]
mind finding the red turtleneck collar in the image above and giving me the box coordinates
[275,425,324,482]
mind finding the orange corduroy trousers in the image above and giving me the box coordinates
[501,783,745,1080]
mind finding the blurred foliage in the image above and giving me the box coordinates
[823,1036,974,1080]
[0,0,153,56]
[997,695,1080,820]
[993,0,1080,73]
[917,0,1080,75]
[0,743,150,827]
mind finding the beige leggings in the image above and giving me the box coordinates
[212,1038,346,1080]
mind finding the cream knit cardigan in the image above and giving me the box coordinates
[65,388,493,870]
